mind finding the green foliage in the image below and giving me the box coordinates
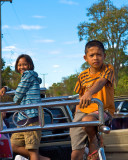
[46,74,79,97]
[115,66,128,95]
[1,59,21,89]
[62,74,79,95]
[77,0,128,86]
[1,59,21,102]
[46,83,65,97]
[2,66,21,89]
[80,62,90,71]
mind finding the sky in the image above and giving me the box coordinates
[1,0,128,88]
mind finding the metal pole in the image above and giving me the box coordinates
[0,0,12,92]
[0,2,2,90]
[41,73,48,87]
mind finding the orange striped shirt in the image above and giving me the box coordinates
[74,64,115,115]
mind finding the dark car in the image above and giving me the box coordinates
[111,96,128,130]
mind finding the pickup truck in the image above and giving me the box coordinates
[0,89,107,160]
[0,89,78,160]
[0,89,128,160]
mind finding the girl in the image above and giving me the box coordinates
[10,54,50,160]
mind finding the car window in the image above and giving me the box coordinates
[114,101,121,111]
[120,101,128,112]
[42,107,70,142]
[44,107,68,124]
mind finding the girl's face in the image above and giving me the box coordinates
[17,57,30,74]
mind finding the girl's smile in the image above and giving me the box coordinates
[17,57,30,74]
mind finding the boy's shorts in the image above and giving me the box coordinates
[11,122,41,150]
[70,110,112,151]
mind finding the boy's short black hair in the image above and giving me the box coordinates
[15,54,34,73]
[85,40,105,54]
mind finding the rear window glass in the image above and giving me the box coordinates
[44,107,67,124]
[114,101,121,110]
[120,101,128,112]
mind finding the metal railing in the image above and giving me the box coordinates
[0,96,109,160]
[0,98,105,134]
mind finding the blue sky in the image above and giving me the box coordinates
[1,0,128,88]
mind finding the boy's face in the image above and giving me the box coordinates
[84,46,106,70]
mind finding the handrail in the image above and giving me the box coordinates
[0,94,79,107]
[5,87,47,96]
[0,98,105,134]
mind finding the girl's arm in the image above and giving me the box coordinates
[0,86,12,96]
[13,73,31,104]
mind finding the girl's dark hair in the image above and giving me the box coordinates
[85,40,105,54]
[15,54,34,73]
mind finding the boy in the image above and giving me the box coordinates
[70,40,115,160]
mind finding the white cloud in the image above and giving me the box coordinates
[36,39,55,43]
[59,0,78,5]
[2,25,45,30]
[20,25,43,30]
[64,53,83,58]
[53,65,60,68]
[2,46,16,52]
[50,50,61,54]
[53,70,62,73]
[2,45,36,67]
[2,25,10,29]
[64,40,78,45]
[33,15,46,19]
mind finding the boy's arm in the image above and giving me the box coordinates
[80,78,108,108]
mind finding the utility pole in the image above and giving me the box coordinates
[41,73,48,88]
[0,0,12,90]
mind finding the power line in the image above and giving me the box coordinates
[2,36,15,66]
[11,3,32,49]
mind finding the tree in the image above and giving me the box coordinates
[46,74,79,97]
[62,74,78,95]
[1,59,21,102]
[47,82,65,97]
[114,66,128,95]
[1,58,21,89]
[80,62,90,71]
[77,0,128,86]
[2,66,21,89]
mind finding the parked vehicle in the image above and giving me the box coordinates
[111,96,128,130]
[1,90,128,160]
[1,90,78,160]
[0,91,107,160]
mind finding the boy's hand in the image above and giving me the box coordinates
[0,87,6,96]
[79,78,108,109]
[79,91,92,108]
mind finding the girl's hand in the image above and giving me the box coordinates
[0,87,6,96]
[2,112,6,119]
